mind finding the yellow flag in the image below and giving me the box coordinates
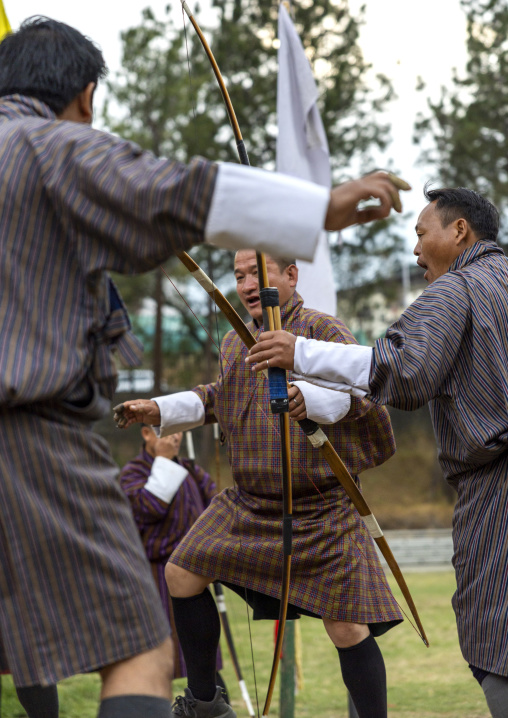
[0,1,11,42]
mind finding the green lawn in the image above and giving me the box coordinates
[0,571,489,717]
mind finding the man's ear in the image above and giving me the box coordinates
[287,263,298,287]
[454,218,469,245]
[58,82,95,123]
[141,426,152,442]
[78,82,95,124]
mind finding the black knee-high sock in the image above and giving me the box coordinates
[97,695,171,718]
[171,589,221,702]
[16,684,59,718]
[336,634,387,718]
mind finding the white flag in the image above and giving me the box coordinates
[276,3,336,316]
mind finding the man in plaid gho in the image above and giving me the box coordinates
[118,251,402,718]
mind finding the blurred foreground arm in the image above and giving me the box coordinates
[206,168,410,261]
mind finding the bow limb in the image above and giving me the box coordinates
[181,0,251,169]
[177,252,429,648]
[180,3,294,711]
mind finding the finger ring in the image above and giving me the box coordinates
[293,398,299,405]
[266,359,269,369]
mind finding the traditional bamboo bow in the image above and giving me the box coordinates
[179,1,428,711]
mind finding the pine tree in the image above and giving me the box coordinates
[414,0,508,239]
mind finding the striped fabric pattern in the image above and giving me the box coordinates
[0,405,169,686]
[119,452,216,561]
[368,240,508,673]
[169,293,402,630]
[119,452,220,678]
[0,95,217,406]
[0,95,218,685]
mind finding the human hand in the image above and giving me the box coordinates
[325,171,411,231]
[154,433,182,460]
[245,331,297,372]
[288,384,307,421]
[113,399,161,429]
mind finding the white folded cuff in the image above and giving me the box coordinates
[291,380,351,424]
[205,164,329,262]
[293,336,372,397]
[144,456,189,503]
[152,391,205,437]
[291,374,367,398]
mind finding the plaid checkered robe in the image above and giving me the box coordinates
[0,96,216,685]
[169,293,402,632]
[367,241,508,674]
[119,451,222,678]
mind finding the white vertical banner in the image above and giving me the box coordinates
[276,2,336,316]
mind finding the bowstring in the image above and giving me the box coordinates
[180,9,262,712]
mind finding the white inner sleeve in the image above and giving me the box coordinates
[205,164,329,262]
[294,336,372,396]
[291,374,367,398]
[291,380,350,424]
[144,456,189,504]
[152,391,205,437]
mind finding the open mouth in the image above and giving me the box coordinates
[246,295,260,308]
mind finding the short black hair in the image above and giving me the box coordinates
[272,256,296,273]
[424,184,499,242]
[0,16,107,115]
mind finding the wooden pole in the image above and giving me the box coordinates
[279,621,295,718]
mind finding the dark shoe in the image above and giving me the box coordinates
[171,687,236,718]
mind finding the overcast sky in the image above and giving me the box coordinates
[8,0,469,249]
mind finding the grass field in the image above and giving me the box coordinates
[0,571,489,717]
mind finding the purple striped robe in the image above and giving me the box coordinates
[119,452,220,678]
[119,451,216,562]
[368,240,508,675]
[0,95,216,406]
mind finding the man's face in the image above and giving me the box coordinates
[414,202,464,284]
[159,431,183,455]
[142,427,183,458]
[234,250,297,323]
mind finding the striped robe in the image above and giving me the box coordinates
[367,241,508,675]
[0,95,216,686]
[169,293,403,632]
[119,452,222,678]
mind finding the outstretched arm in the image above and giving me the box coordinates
[246,273,471,410]
[114,391,206,434]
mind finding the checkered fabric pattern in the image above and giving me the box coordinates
[169,294,402,630]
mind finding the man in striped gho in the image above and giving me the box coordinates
[119,427,228,697]
[0,14,408,718]
[248,187,508,718]
[117,250,402,718]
